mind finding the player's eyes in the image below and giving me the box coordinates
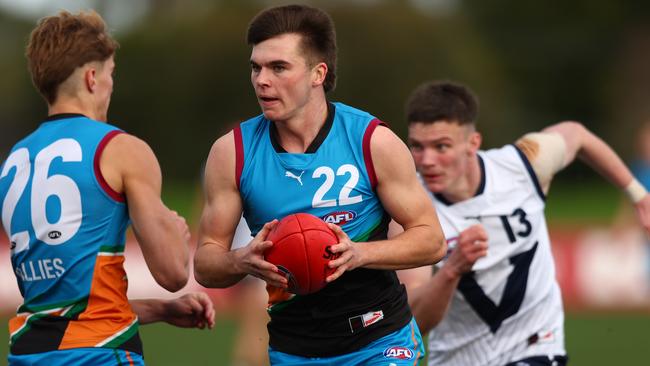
[273,65,286,72]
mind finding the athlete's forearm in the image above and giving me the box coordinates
[409,265,460,334]
[194,243,247,288]
[544,121,634,189]
[130,299,166,325]
[576,130,635,189]
[359,224,446,270]
[132,207,190,292]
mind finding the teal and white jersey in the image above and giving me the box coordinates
[0,114,140,355]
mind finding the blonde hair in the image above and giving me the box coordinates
[26,10,119,104]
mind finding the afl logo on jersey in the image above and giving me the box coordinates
[322,211,356,225]
[48,231,62,240]
[383,346,414,360]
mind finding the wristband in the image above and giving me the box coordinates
[625,178,647,203]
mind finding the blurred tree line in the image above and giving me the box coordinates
[2,0,650,184]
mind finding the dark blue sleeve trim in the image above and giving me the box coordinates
[511,144,546,201]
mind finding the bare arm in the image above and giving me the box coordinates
[517,121,650,234]
[101,134,189,292]
[130,293,215,329]
[397,224,488,333]
[194,132,287,289]
[326,126,446,279]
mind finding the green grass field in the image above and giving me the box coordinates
[1,312,649,365]
[1,181,642,364]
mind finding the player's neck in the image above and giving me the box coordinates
[274,97,328,153]
[48,97,102,122]
[442,155,483,203]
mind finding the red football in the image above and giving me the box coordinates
[265,213,340,295]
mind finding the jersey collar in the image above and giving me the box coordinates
[269,102,335,154]
[44,113,88,122]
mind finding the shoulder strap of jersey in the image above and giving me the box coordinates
[362,119,387,190]
[93,130,125,202]
[233,126,244,191]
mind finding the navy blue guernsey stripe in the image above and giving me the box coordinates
[458,241,538,333]
[511,144,546,201]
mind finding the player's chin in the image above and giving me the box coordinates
[261,109,281,121]
[425,180,446,193]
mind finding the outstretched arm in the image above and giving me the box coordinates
[516,121,650,234]
[398,224,488,333]
[326,126,447,280]
[130,293,215,329]
[194,132,287,289]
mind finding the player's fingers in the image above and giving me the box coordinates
[256,269,287,288]
[205,304,215,329]
[185,295,204,318]
[325,265,347,282]
[253,255,280,273]
[327,242,349,254]
[327,223,349,243]
[194,292,216,329]
[255,219,279,241]
[327,251,351,268]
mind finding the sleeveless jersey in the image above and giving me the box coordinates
[0,114,142,355]
[426,145,566,366]
[235,102,412,357]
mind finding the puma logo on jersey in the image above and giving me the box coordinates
[285,170,304,186]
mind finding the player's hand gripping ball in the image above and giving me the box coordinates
[265,213,340,295]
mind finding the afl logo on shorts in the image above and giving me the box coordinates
[383,346,414,360]
[321,211,356,225]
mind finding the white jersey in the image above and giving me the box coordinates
[426,145,566,366]
[232,216,253,250]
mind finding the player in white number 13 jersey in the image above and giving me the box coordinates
[396,81,650,366]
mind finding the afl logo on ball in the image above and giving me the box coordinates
[383,346,414,360]
[322,211,356,225]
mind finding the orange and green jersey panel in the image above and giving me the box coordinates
[0,115,142,355]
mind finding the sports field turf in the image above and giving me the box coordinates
[1,312,649,365]
[1,182,644,364]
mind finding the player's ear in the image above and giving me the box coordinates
[84,66,97,93]
[468,131,482,155]
[312,62,327,87]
